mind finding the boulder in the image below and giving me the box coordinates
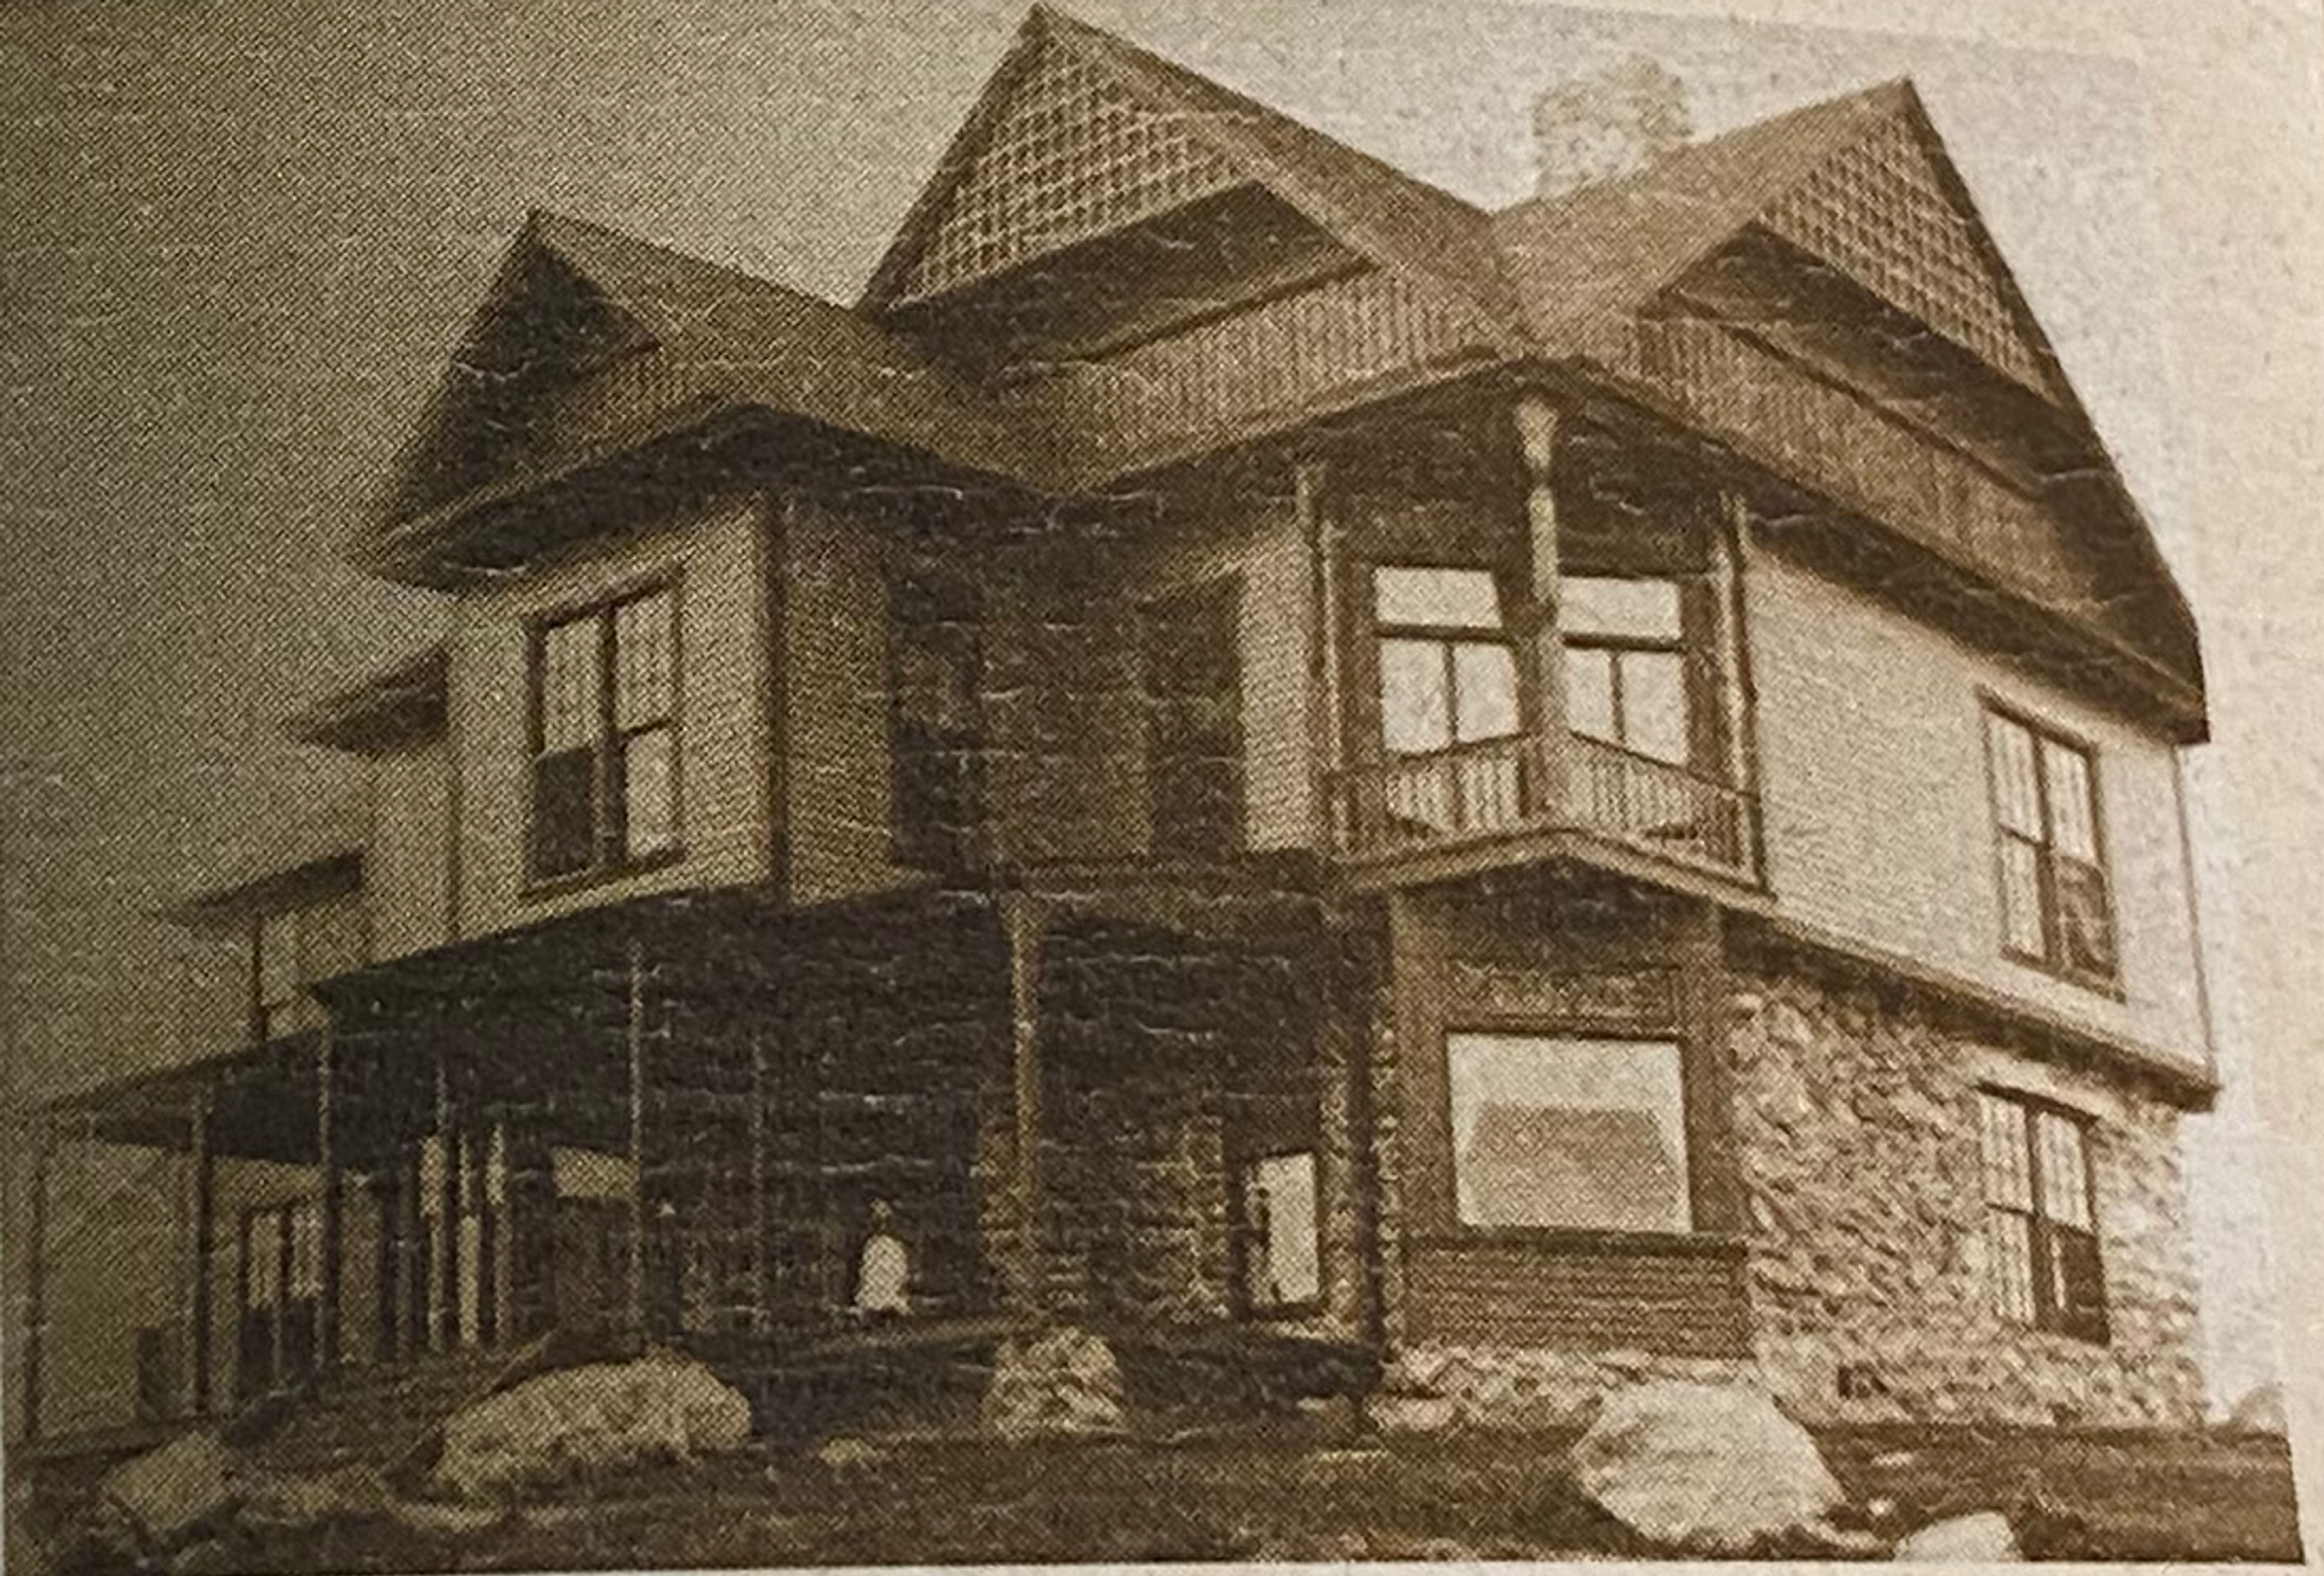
[1568,1381,1841,1555]
[1896,1510,2020,1562]
[980,1327,1126,1440]
[432,1349,752,1502]
[236,1463,388,1534]
[1364,1393,1457,1434]
[96,1431,237,1554]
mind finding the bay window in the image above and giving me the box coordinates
[530,585,678,883]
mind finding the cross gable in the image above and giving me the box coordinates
[864,15,1244,310]
[1757,98,2072,405]
[382,220,659,522]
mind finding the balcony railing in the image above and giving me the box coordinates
[1331,732,1755,879]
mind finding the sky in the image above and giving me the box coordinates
[1,0,2314,1417]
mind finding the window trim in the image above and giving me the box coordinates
[1439,1022,1698,1241]
[1981,697,2119,993]
[1977,1085,2109,1344]
[522,576,687,896]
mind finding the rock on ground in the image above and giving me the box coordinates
[1896,1510,2020,1562]
[95,1431,237,1554]
[433,1349,752,1503]
[980,1327,1126,1440]
[1568,1381,1842,1555]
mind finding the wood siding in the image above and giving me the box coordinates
[448,496,772,936]
[1747,541,2208,1069]
[1403,1238,1750,1354]
[368,742,453,959]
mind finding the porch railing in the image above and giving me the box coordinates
[1332,731,1755,879]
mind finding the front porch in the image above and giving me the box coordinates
[19,874,1377,1459]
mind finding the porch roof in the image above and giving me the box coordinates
[42,1030,323,1164]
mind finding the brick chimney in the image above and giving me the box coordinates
[1532,57,1693,199]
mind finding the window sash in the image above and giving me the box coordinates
[1977,1090,2104,1337]
[530,587,680,880]
[1986,709,2111,980]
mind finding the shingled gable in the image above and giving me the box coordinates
[356,212,1064,587]
[858,5,1523,350]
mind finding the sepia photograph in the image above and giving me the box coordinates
[3,0,2317,1567]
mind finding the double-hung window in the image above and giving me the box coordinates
[1562,576,1689,767]
[531,586,678,883]
[1986,707,2115,983]
[1978,1089,2107,1341]
[1372,567,1523,834]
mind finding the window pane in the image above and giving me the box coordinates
[619,726,677,858]
[1978,1093,2032,1207]
[540,616,602,752]
[1620,650,1690,765]
[2037,1112,2093,1229]
[1246,1152,1320,1308]
[1374,566,1502,630]
[1446,1034,1690,1232]
[289,1201,321,1298]
[2042,739,2097,861]
[1452,642,1520,742]
[614,593,675,729]
[1379,639,1452,754]
[1986,1209,2035,1322]
[532,747,597,878]
[1988,714,2041,837]
[1564,646,1618,743]
[1998,838,2045,956]
[2054,858,2117,977]
[1563,576,1682,642]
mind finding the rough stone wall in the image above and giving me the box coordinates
[1728,960,2205,1427]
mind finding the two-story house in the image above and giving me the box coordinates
[19,5,2218,1453]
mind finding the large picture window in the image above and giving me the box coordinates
[530,585,678,882]
[1562,576,1689,767]
[1978,1089,2107,1341]
[1986,707,2115,983]
[1446,1032,1692,1233]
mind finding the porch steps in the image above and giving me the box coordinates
[240,1345,524,1480]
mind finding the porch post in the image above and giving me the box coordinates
[625,938,648,1337]
[189,1090,215,1416]
[1003,893,1047,1315]
[748,1026,770,1332]
[315,1026,341,1368]
[433,1049,458,1350]
[1298,457,1345,845]
[1712,493,1762,873]
[1514,394,1572,813]
[19,1114,52,1441]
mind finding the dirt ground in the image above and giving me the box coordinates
[37,1420,2293,1571]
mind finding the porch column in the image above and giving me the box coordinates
[625,938,648,1337]
[19,1114,52,1441]
[188,1090,215,1416]
[1003,893,1048,1315]
[1514,394,1572,813]
[315,1026,341,1368]
[433,1050,458,1350]
[748,1026,770,1333]
[1712,493,1762,873]
[1298,456,1345,845]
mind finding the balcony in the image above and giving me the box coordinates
[1330,731,1756,882]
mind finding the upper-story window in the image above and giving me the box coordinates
[1563,576,1689,767]
[1373,566,1520,756]
[890,573,982,872]
[256,909,299,1039]
[1978,1088,2107,1341]
[251,893,365,1039]
[1985,706,2115,984]
[1140,579,1244,859]
[530,585,678,884]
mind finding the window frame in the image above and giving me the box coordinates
[1235,1148,1324,1319]
[1369,564,1523,761]
[1439,1023,1698,1241]
[1976,1086,2109,1344]
[1560,574,1692,767]
[1982,700,2118,990]
[524,577,686,894]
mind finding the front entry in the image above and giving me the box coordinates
[236,1197,321,1403]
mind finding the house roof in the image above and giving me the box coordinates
[281,642,448,755]
[160,789,367,931]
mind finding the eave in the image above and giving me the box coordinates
[282,644,448,755]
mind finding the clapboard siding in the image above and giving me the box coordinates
[1403,1239,1750,1354]
[367,742,451,958]
[448,496,772,936]
[1747,539,2208,1071]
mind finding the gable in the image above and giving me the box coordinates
[1758,110,2068,403]
[878,28,1244,306]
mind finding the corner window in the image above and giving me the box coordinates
[1978,1090,2107,1341]
[1986,708,2114,983]
[1446,1032,1692,1233]
[530,586,678,883]
[1373,567,1521,756]
[1562,576,1689,767]
[1239,1151,1321,1313]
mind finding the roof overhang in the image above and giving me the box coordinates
[283,644,448,755]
